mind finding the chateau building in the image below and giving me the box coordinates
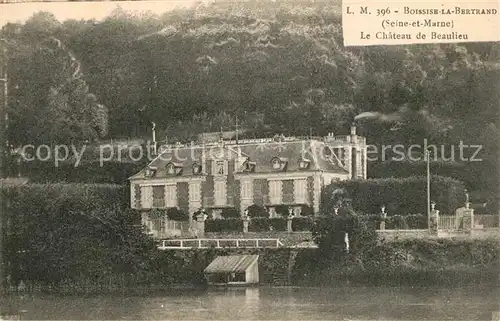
[128,125,367,231]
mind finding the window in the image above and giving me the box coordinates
[214,180,226,206]
[271,158,281,170]
[189,183,201,202]
[192,163,202,175]
[241,180,252,200]
[271,157,287,171]
[268,180,282,204]
[152,185,165,208]
[298,158,310,170]
[166,163,176,175]
[230,272,246,282]
[140,185,152,208]
[294,179,307,203]
[243,160,256,172]
[144,167,156,178]
[214,160,225,175]
[165,184,177,207]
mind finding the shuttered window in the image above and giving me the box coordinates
[152,185,165,208]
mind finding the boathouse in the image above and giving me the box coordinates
[204,255,259,285]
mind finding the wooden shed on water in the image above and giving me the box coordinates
[204,255,259,286]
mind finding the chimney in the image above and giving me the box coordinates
[350,123,356,136]
[151,122,157,155]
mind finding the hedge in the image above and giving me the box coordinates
[292,217,314,231]
[205,218,243,232]
[148,208,189,221]
[358,214,427,229]
[0,183,129,215]
[321,175,466,216]
[249,217,270,232]
[1,184,154,289]
[270,217,287,231]
[368,160,471,186]
[247,205,269,218]
[221,207,240,219]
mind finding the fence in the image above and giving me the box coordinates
[438,214,499,230]
[158,238,284,250]
[439,216,456,230]
[147,214,498,238]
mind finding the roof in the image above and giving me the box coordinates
[129,138,349,180]
[204,255,259,274]
[129,144,240,180]
[236,140,348,174]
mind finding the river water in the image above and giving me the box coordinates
[2,285,499,320]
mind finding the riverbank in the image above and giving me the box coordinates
[3,237,499,295]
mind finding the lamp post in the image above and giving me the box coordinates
[425,148,431,220]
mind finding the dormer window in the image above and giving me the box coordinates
[166,163,175,175]
[298,158,311,170]
[165,162,183,176]
[144,166,157,178]
[192,162,202,175]
[271,157,288,171]
[242,160,256,172]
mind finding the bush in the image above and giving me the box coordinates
[205,218,243,232]
[292,217,314,231]
[357,214,382,229]
[249,217,271,232]
[247,204,269,218]
[385,215,409,229]
[221,207,240,219]
[167,208,189,221]
[321,175,466,216]
[357,214,428,229]
[274,205,290,217]
[312,214,378,260]
[270,217,287,231]
[300,205,314,216]
[403,214,427,229]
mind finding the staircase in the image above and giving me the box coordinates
[261,250,298,285]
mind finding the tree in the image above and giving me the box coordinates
[3,14,108,146]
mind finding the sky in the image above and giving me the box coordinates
[0,0,202,27]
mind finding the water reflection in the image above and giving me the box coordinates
[2,285,499,320]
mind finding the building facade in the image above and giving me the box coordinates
[128,125,367,232]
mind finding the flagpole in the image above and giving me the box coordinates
[235,116,239,144]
